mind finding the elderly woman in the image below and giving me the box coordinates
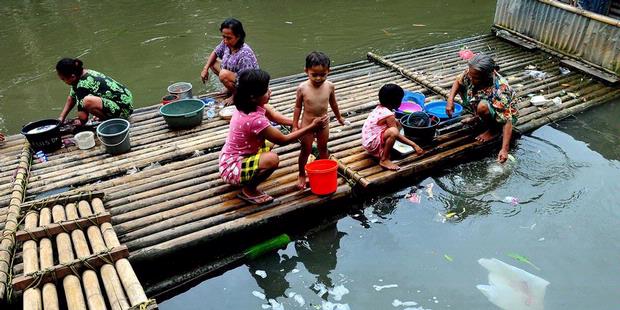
[200,18,259,104]
[446,53,518,163]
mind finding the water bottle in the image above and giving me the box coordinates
[206,106,216,119]
[244,234,291,260]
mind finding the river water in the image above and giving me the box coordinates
[2,1,619,309]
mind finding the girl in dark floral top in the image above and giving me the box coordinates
[200,18,259,105]
[446,53,518,163]
[57,58,133,124]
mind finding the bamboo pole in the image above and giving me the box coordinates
[38,207,59,310]
[0,143,30,300]
[23,212,41,310]
[51,204,86,310]
[130,184,351,262]
[100,220,148,307]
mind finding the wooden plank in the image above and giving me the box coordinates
[494,29,538,50]
[20,191,105,211]
[560,59,619,84]
[12,245,128,291]
[15,212,112,242]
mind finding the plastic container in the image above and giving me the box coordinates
[400,112,440,143]
[21,119,62,152]
[161,94,180,105]
[74,131,95,150]
[167,82,193,99]
[305,159,338,195]
[96,118,131,155]
[159,99,205,129]
[425,100,463,119]
[403,91,426,105]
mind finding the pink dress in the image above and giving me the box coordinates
[361,105,394,158]
[219,106,271,185]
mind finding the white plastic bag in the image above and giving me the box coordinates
[477,258,550,310]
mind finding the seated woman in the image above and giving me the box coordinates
[446,53,518,163]
[219,69,327,205]
[201,18,259,105]
[56,58,133,125]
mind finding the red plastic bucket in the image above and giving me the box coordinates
[161,94,180,105]
[305,159,338,195]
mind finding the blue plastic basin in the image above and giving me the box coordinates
[424,100,463,119]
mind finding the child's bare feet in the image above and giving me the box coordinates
[476,129,496,142]
[379,159,400,171]
[297,175,308,190]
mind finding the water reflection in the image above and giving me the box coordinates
[247,223,346,303]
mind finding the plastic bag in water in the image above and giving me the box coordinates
[477,258,549,310]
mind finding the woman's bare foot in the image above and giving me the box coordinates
[297,175,309,190]
[379,159,400,171]
[476,129,496,142]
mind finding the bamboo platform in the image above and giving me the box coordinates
[1,33,619,303]
[13,197,156,309]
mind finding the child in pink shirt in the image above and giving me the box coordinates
[220,69,327,204]
[362,84,424,170]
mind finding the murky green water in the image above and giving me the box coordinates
[2,0,619,309]
[161,104,620,309]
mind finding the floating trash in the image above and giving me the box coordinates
[559,67,571,75]
[506,252,540,270]
[392,299,418,307]
[477,258,549,310]
[503,196,519,205]
[425,183,434,199]
[252,291,266,300]
[373,284,398,291]
[255,270,267,278]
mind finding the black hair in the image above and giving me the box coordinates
[220,18,246,49]
[234,69,270,114]
[56,58,83,78]
[305,51,331,69]
[378,84,404,110]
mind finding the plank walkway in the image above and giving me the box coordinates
[1,33,618,304]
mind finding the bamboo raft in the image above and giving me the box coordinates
[1,33,619,304]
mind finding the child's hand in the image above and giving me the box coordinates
[337,116,347,126]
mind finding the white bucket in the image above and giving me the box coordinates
[75,131,96,150]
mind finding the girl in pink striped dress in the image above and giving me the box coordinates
[362,84,424,171]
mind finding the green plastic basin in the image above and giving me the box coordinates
[159,99,204,129]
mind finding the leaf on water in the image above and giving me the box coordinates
[444,254,453,262]
[445,212,457,218]
[507,154,516,162]
[507,252,541,270]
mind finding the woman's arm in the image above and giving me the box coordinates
[58,95,76,122]
[446,75,463,118]
[201,51,219,82]
[498,121,512,163]
[261,115,327,145]
[265,104,293,127]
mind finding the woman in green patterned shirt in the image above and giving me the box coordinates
[57,58,133,124]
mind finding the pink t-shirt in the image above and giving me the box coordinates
[361,105,394,157]
[221,106,271,157]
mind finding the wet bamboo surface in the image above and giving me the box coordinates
[14,198,156,309]
[1,34,618,302]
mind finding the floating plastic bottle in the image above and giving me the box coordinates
[244,234,291,260]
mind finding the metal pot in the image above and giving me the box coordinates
[167,82,193,99]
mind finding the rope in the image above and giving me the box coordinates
[128,299,157,310]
